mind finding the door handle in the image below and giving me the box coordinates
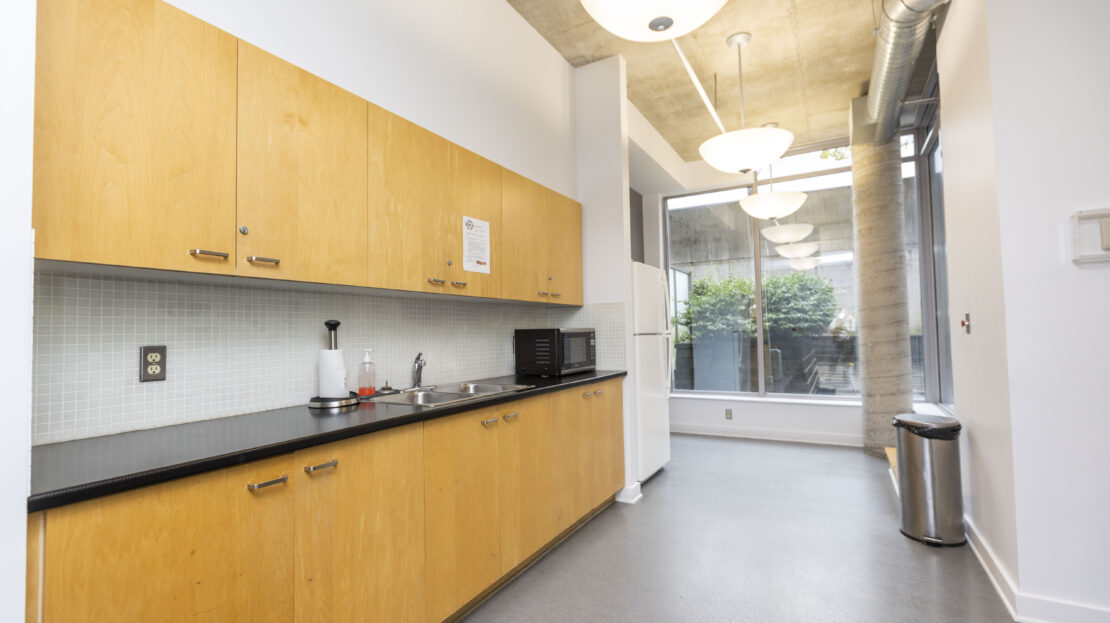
[246,475,288,492]
[481,417,499,426]
[246,256,280,265]
[427,277,446,285]
[303,459,338,473]
[189,249,229,259]
[502,412,520,421]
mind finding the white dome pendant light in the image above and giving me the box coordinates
[740,162,807,220]
[698,33,794,174]
[788,257,820,270]
[579,0,727,43]
[775,242,819,259]
[760,222,814,244]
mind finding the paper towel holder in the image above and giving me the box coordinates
[308,391,360,409]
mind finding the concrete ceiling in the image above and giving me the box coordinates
[506,0,882,161]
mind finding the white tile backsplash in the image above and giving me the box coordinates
[32,271,625,444]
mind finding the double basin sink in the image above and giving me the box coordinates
[370,382,535,408]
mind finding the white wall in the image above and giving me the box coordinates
[0,0,37,619]
[934,0,1022,601]
[671,395,863,447]
[167,0,577,198]
[986,0,1110,619]
[939,0,1110,620]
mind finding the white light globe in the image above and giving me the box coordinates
[775,242,819,259]
[788,257,820,270]
[739,192,807,220]
[579,0,727,43]
[698,127,794,173]
[760,223,814,244]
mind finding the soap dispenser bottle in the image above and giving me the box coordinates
[358,349,377,399]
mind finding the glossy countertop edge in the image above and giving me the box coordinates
[28,370,626,513]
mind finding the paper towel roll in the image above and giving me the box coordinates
[318,349,348,398]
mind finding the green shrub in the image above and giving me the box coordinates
[675,274,754,341]
[674,272,836,342]
[761,272,838,340]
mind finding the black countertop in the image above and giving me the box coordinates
[30,370,626,512]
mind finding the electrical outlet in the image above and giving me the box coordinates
[140,346,167,382]
[725,408,733,420]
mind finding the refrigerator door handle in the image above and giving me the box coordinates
[664,335,672,390]
[661,273,671,332]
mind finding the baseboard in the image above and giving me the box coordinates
[616,482,642,504]
[670,421,863,447]
[965,517,1020,621]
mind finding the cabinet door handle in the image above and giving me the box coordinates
[481,417,499,426]
[502,412,519,421]
[246,474,288,492]
[246,256,280,265]
[427,277,446,285]
[303,459,338,473]
[537,291,550,296]
[551,292,562,298]
[582,391,594,398]
[450,280,467,287]
[594,389,604,396]
[189,249,229,259]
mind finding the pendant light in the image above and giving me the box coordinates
[739,162,807,220]
[775,242,819,259]
[579,0,727,42]
[698,33,794,174]
[788,257,820,270]
[760,222,814,244]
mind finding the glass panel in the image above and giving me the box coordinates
[761,146,851,179]
[929,135,955,405]
[667,188,758,393]
[903,154,926,400]
[757,172,859,396]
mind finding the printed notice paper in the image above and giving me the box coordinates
[462,216,491,273]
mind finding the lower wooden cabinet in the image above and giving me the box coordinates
[294,424,425,623]
[31,382,625,623]
[423,406,502,622]
[42,453,295,623]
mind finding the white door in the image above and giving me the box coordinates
[635,334,671,480]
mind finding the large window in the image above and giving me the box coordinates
[667,139,926,399]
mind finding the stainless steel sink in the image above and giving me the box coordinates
[370,381,534,408]
[432,382,534,395]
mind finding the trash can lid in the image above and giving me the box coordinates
[892,413,962,440]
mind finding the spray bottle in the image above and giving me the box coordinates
[358,349,377,398]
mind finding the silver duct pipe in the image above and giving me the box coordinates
[866,0,947,142]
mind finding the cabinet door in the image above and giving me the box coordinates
[424,407,501,622]
[43,454,294,622]
[497,396,557,573]
[368,105,451,293]
[237,41,368,286]
[445,145,502,298]
[591,379,626,503]
[548,193,584,306]
[33,0,236,274]
[501,169,550,302]
[294,424,425,623]
[551,386,593,530]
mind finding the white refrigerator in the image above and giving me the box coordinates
[632,262,672,481]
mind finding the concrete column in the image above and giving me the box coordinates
[852,138,912,453]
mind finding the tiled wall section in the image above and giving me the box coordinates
[32,272,626,444]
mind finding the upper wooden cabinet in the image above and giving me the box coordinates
[33,0,237,274]
[237,42,368,286]
[368,106,502,298]
[294,424,425,623]
[501,169,582,305]
[42,453,295,623]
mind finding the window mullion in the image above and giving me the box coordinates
[752,213,767,396]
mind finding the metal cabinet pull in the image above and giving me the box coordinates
[246,474,288,492]
[481,417,499,426]
[450,280,467,287]
[502,412,520,421]
[246,256,280,265]
[582,391,594,398]
[303,459,338,473]
[594,389,604,396]
[551,292,562,298]
[537,291,550,296]
[189,249,229,259]
[427,277,446,284]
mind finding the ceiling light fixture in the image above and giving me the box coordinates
[760,222,814,244]
[697,33,795,174]
[739,162,807,220]
[579,0,727,43]
[775,242,819,259]
[788,257,820,271]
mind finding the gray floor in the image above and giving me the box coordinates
[465,434,1011,623]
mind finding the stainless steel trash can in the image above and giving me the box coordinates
[893,413,966,546]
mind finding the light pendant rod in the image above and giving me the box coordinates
[737,40,745,129]
[671,38,726,135]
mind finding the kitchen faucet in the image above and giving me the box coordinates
[411,353,427,389]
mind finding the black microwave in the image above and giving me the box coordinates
[514,328,596,377]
